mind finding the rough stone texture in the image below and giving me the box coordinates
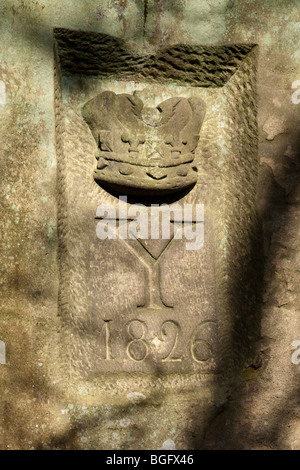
[0,0,299,450]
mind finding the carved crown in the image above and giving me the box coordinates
[82,91,206,195]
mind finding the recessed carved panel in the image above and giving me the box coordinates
[54,29,259,392]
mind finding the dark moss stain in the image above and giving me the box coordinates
[143,0,148,41]
[111,0,129,35]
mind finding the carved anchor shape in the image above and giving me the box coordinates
[95,212,176,311]
[96,209,203,312]
[121,228,174,311]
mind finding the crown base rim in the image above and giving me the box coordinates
[94,167,197,196]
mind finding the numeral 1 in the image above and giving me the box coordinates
[102,320,114,360]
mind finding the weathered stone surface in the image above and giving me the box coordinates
[0,0,299,451]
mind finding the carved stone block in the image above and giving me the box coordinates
[54,29,259,397]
